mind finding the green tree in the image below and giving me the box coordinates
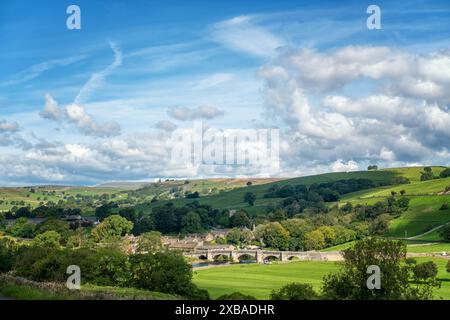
[34,218,70,239]
[420,167,434,181]
[92,215,133,242]
[439,168,450,178]
[217,292,256,300]
[0,238,17,272]
[244,192,256,206]
[439,224,450,242]
[128,251,209,299]
[303,230,325,250]
[136,231,163,253]
[255,222,290,250]
[322,238,438,300]
[270,283,319,300]
[413,262,438,282]
[229,210,251,228]
[8,217,35,238]
[181,212,202,233]
[369,214,392,235]
[32,230,62,249]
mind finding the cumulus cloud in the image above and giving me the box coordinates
[329,159,360,172]
[168,105,225,121]
[258,45,450,173]
[155,120,177,132]
[0,120,19,132]
[40,94,121,137]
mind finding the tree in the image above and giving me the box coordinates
[229,210,251,228]
[440,168,450,178]
[92,215,133,242]
[119,207,137,223]
[244,192,256,206]
[95,203,114,221]
[303,230,325,250]
[322,238,438,300]
[368,165,378,171]
[0,212,6,230]
[181,212,202,234]
[128,251,209,299]
[186,191,200,199]
[34,218,69,238]
[270,283,319,300]
[255,222,290,250]
[136,231,163,253]
[400,190,406,196]
[413,261,438,282]
[439,224,450,242]
[8,217,35,238]
[226,228,253,246]
[217,292,256,300]
[421,167,434,181]
[0,238,17,272]
[32,231,62,249]
[369,214,391,235]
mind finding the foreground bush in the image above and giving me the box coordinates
[270,283,319,300]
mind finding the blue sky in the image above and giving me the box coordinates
[1,0,450,185]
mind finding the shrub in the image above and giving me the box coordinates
[270,283,319,300]
[217,292,256,300]
[413,262,438,282]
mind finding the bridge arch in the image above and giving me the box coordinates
[235,253,256,261]
[263,255,280,262]
[287,255,300,261]
[212,253,231,262]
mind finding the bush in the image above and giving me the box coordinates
[270,283,319,300]
[413,261,438,282]
[439,225,450,242]
[128,251,209,299]
[440,204,449,211]
[0,238,17,272]
[217,292,256,300]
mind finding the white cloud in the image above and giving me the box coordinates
[155,120,177,132]
[0,120,19,132]
[258,45,450,174]
[0,55,86,87]
[40,94,121,137]
[211,15,285,58]
[168,105,225,121]
[329,159,360,172]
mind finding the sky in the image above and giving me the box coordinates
[1,0,450,186]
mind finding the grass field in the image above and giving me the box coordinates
[193,257,450,300]
[193,261,340,299]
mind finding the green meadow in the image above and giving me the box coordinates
[193,257,450,300]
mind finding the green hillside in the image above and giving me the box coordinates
[137,170,398,214]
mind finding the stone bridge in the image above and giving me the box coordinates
[185,249,343,263]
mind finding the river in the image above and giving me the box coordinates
[192,260,257,269]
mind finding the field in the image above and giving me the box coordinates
[193,261,339,299]
[193,257,450,300]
